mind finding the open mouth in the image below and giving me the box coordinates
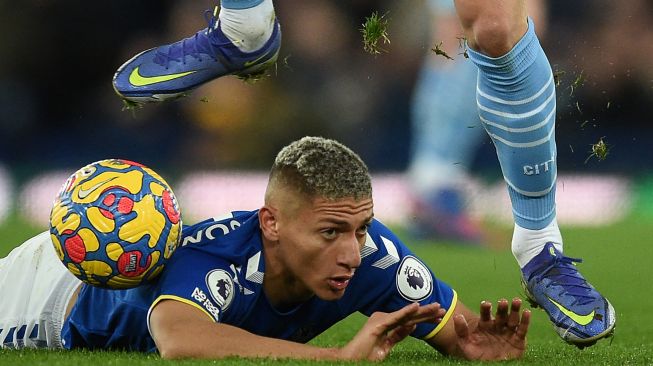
[327,276,352,291]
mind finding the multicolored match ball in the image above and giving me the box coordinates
[49,159,182,289]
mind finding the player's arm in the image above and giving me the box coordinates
[149,298,444,360]
[424,297,530,360]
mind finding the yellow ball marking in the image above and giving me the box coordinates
[99,160,131,170]
[78,228,100,252]
[149,181,165,196]
[87,207,115,233]
[105,242,124,261]
[150,250,160,267]
[87,278,101,286]
[106,276,126,288]
[72,170,144,204]
[50,234,65,261]
[119,194,165,249]
[80,260,113,277]
[164,224,181,259]
[50,202,80,235]
[108,273,147,289]
[67,263,81,277]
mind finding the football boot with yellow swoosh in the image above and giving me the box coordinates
[113,8,281,103]
[521,242,615,347]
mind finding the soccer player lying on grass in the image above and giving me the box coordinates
[0,137,530,361]
[113,0,615,347]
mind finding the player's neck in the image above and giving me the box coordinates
[261,237,314,309]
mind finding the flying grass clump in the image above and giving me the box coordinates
[121,99,143,117]
[432,37,469,60]
[569,70,585,97]
[553,69,566,87]
[431,41,454,60]
[585,137,610,163]
[361,11,390,54]
[237,70,270,84]
[121,99,141,111]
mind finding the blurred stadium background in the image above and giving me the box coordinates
[1,0,652,241]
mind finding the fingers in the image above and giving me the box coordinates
[502,297,529,339]
[386,324,417,346]
[404,303,445,326]
[372,302,419,332]
[515,308,531,340]
[507,297,523,329]
[453,314,470,339]
[478,301,493,331]
[371,302,449,339]
[484,297,529,336]
[494,298,509,331]
[346,303,443,362]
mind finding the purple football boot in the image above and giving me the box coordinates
[521,242,615,347]
[113,7,281,103]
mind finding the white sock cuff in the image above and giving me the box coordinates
[219,0,275,52]
[511,218,563,268]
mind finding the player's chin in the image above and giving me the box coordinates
[317,288,347,301]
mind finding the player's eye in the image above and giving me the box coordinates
[356,224,369,236]
[321,228,338,240]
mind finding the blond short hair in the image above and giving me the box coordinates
[267,137,372,201]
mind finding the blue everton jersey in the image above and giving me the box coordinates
[61,282,159,351]
[62,210,457,350]
[154,210,457,342]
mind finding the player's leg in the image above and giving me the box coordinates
[454,0,527,57]
[0,232,81,349]
[453,0,615,346]
[407,0,485,243]
[113,0,281,103]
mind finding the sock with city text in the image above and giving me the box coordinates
[467,18,563,267]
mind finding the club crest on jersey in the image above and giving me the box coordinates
[396,256,433,301]
[206,269,235,311]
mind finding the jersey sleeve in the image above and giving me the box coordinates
[146,245,241,333]
[352,219,458,340]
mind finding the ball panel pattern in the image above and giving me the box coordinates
[50,233,65,261]
[49,159,182,289]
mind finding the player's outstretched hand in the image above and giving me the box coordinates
[339,302,445,361]
[454,298,530,361]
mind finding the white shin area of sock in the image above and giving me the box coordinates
[219,0,275,53]
[511,218,563,268]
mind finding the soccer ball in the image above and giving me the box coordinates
[49,159,182,289]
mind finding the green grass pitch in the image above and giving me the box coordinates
[1,215,651,365]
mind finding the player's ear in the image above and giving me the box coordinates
[259,206,280,241]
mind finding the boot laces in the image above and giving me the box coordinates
[539,254,596,306]
[154,7,231,68]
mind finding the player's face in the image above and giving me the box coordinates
[277,195,373,302]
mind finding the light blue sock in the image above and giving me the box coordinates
[468,18,557,230]
[221,0,264,10]
[409,58,485,195]
[411,60,484,173]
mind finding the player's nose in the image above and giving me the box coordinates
[337,233,361,269]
